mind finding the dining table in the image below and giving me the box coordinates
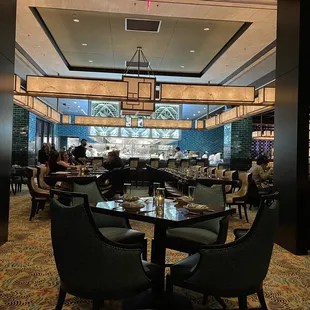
[44,167,109,189]
[91,198,236,295]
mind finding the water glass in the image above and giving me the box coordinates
[153,182,161,197]
[188,186,196,200]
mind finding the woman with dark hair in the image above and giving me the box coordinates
[249,155,273,188]
[48,151,71,174]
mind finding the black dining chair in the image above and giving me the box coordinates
[49,190,159,310]
[72,181,148,260]
[165,183,229,255]
[166,194,279,310]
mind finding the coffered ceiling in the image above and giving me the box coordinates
[15,0,277,120]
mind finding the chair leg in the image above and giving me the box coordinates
[29,199,37,221]
[238,205,242,219]
[243,204,249,223]
[55,287,66,310]
[238,296,248,309]
[257,288,268,309]
[142,238,148,261]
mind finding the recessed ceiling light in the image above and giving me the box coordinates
[204,107,206,110]
[74,101,77,104]
[190,50,195,53]
[204,27,210,31]
[78,106,81,108]
[198,111,201,113]
[186,118,189,120]
[82,43,87,46]
[193,114,196,116]
[88,60,93,63]
[73,18,80,23]
[180,65,185,69]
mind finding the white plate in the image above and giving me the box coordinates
[140,197,175,203]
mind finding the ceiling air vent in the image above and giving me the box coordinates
[125,18,161,33]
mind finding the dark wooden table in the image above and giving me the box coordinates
[44,169,108,187]
[92,199,236,294]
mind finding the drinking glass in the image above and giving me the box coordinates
[188,186,196,200]
[152,182,161,197]
[123,183,131,199]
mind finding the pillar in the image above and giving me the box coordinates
[0,0,17,244]
[274,0,309,254]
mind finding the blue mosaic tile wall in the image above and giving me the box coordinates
[12,105,29,166]
[56,125,97,144]
[28,112,37,165]
[170,127,224,157]
[223,118,253,170]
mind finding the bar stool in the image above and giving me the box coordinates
[167,158,176,169]
[180,159,189,169]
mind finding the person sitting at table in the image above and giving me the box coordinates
[59,151,71,164]
[48,151,72,174]
[248,155,273,189]
[103,150,124,171]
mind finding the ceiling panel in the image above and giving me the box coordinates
[35,8,246,75]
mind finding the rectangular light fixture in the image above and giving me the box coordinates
[160,83,255,104]
[62,115,71,124]
[219,107,241,124]
[252,130,274,140]
[143,119,192,129]
[75,116,126,127]
[13,93,61,123]
[121,101,155,112]
[195,120,204,129]
[26,76,128,100]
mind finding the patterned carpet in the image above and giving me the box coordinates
[0,187,310,309]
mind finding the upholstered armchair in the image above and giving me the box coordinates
[26,167,49,220]
[165,183,229,255]
[49,190,158,310]
[166,197,279,310]
[226,172,252,222]
[73,181,147,260]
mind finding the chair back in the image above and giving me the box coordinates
[207,167,216,176]
[223,170,236,192]
[36,165,49,189]
[73,181,105,204]
[194,196,280,293]
[237,172,252,198]
[180,159,189,168]
[196,159,206,167]
[150,158,159,168]
[92,157,103,167]
[167,158,176,168]
[192,183,225,234]
[73,182,128,228]
[26,167,49,197]
[129,158,139,169]
[49,190,150,299]
[215,169,226,178]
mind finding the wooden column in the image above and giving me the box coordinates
[274,0,309,254]
[0,0,16,244]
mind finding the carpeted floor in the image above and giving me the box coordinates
[0,187,310,309]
